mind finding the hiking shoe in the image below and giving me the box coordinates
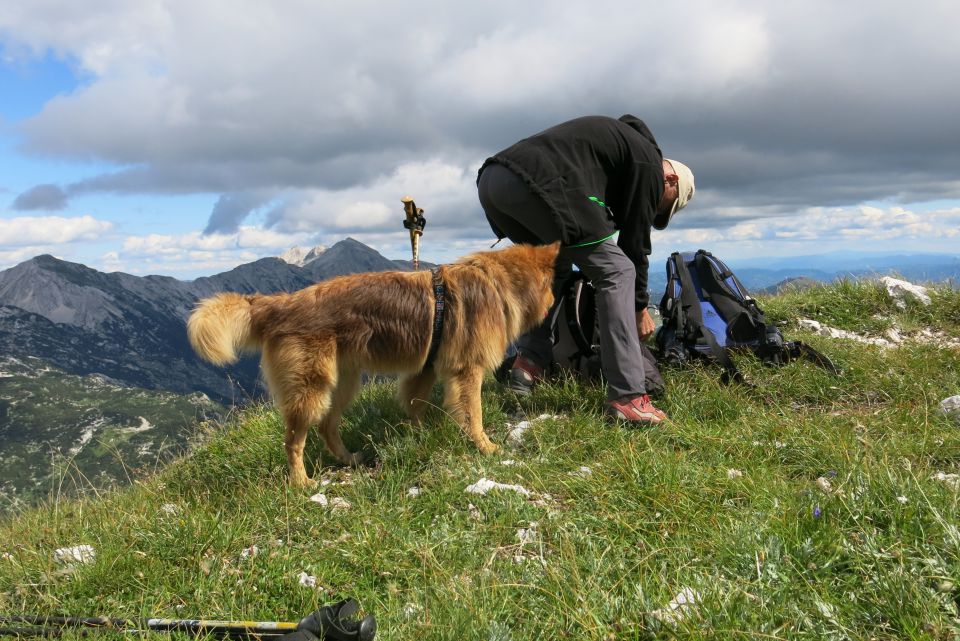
[508,355,544,396]
[605,394,667,425]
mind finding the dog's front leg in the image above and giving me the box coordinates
[444,367,497,454]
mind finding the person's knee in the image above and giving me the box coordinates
[592,258,635,291]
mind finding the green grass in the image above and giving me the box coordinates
[1,284,959,640]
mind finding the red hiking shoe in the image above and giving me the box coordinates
[605,394,667,425]
[508,355,544,396]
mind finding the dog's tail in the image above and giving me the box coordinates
[187,293,260,366]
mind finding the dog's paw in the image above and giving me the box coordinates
[477,439,499,455]
[288,473,317,489]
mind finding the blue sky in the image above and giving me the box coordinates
[2,2,959,279]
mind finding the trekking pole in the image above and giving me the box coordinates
[0,598,376,640]
[401,196,426,270]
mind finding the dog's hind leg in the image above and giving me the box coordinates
[443,366,497,454]
[265,337,335,488]
[317,368,363,466]
[397,366,437,426]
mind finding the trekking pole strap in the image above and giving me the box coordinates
[789,341,842,375]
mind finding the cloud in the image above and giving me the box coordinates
[3,1,959,215]
[657,204,960,256]
[121,226,313,256]
[11,183,69,210]
[111,226,316,274]
[2,0,959,277]
[0,246,60,266]
[204,192,271,234]
[0,214,113,245]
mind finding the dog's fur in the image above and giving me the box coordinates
[187,242,559,487]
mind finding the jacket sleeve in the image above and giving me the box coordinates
[617,222,652,310]
[613,162,661,310]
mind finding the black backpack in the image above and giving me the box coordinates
[656,249,839,383]
[496,270,665,397]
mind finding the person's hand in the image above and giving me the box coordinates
[636,308,656,342]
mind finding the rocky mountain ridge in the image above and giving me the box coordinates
[0,238,409,402]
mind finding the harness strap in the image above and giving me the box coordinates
[423,267,445,369]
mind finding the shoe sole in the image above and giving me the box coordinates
[605,409,666,424]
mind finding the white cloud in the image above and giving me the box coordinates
[0,246,58,266]
[268,159,485,236]
[658,204,960,256]
[0,214,113,246]
[3,1,960,276]
[121,226,312,256]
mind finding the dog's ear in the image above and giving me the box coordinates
[538,241,561,268]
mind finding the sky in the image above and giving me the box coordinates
[1,1,959,279]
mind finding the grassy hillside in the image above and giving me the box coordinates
[0,357,225,510]
[1,281,959,640]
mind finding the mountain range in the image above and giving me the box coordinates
[0,238,422,403]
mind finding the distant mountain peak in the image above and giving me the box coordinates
[278,245,327,267]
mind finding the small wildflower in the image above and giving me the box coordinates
[813,505,822,518]
[896,496,909,505]
[407,486,422,498]
[726,469,744,479]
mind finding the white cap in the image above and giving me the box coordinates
[654,158,695,230]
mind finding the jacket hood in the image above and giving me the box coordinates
[618,114,662,157]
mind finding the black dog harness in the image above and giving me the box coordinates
[423,267,445,369]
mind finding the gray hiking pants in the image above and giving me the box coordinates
[478,163,648,401]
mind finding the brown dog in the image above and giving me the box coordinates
[187,242,559,487]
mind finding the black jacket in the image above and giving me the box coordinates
[478,114,664,309]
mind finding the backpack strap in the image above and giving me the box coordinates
[671,252,746,384]
[694,250,765,343]
[562,271,597,360]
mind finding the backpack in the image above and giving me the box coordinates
[656,249,839,383]
[496,270,665,397]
